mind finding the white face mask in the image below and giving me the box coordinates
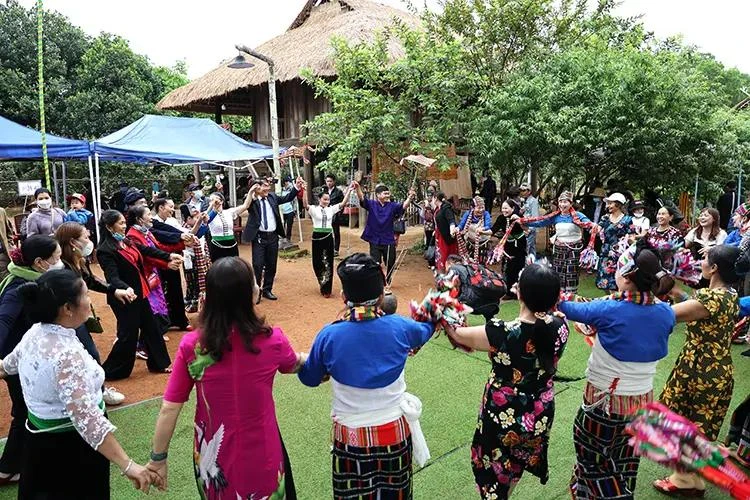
[45,260,65,272]
[37,199,52,210]
[77,240,94,257]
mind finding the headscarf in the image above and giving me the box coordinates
[337,254,385,304]
[471,196,485,210]
[558,191,574,202]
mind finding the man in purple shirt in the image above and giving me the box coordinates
[355,182,416,285]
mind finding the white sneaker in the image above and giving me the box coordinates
[135,350,148,360]
[103,387,125,406]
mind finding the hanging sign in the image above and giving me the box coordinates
[18,180,42,196]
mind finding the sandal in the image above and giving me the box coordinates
[0,473,20,486]
[653,477,705,497]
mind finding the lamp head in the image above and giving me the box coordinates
[227,53,254,69]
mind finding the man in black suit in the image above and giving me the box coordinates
[324,174,345,256]
[242,177,302,302]
[479,171,497,215]
[717,181,737,230]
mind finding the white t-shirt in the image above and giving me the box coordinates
[631,215,650,234]
[308,204,342,229]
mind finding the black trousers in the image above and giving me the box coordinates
[253,231,279,293]
[75,324,101,364]
[312,232,335,296]
[332,216,342,252]
[20,420,110,499]
[283,212,295,241]
[369,243,397,285]
[102,297,171,380]
[160,268,189,328]
[0,375,26,475]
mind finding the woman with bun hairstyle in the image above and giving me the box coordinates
[446,264,569,499]
[97,210,178,380]
[0,270,155,497]
[0,235,61,486]
[558,243,677,499]
[654,245,740,497]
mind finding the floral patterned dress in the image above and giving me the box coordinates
[595,214,634,290]
[660,287,738,441]
[471,317,569,499]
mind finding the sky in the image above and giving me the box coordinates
[14,0,750,78]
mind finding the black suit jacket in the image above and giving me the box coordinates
[97,235,170,299]
[326,186,345,222]
[242,188,299,242]
[151,219,183,245]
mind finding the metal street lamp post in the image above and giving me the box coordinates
[228,45,281,188]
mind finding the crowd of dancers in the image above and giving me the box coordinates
[0,176,749,499]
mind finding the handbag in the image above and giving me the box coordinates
[85,303,104,334]
[393,217,407,235]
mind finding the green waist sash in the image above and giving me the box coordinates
[27,400,105,434]
[313,227,333,233]
[211,234,236,242]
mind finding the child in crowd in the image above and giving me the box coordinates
[630,200,650,235]
[63,193,93,225]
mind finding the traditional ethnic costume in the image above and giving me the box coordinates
[595,213,634,290]
[164,327,298,499]
[471,316,569,499]
[458,197,493,264]
[206,207,241,262]
[521,193,595,293]
[490,213,527,295]
[727,297,750,465]
[559,248,676,499]
[644,225,701,287]
[299,255,435,499]
[660,287,738,442]
[307,202,342,296]
[434,201,458,272]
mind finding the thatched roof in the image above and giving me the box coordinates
[157,0,419,112]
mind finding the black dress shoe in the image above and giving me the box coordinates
[262,291,278,300]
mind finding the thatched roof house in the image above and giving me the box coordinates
[157,0,419,146]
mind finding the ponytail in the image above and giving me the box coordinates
[530,313,558,375]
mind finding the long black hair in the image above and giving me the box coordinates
[198,257,271,360]
[631,240,676,295]
[10,235,58,267]
[98,209,124,245]
[707,244,740,285]
[518,263,561,375]
[19,269,84,323]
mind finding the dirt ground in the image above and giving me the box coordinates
[0,222,435,436]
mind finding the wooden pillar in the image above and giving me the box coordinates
[303,149,314,205]
[214,102,223,124]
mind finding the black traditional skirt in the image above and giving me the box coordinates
[20,422,110,499]
[208,238,239,263]
[332,417,413,499]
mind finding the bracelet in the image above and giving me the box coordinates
[150,450,168,462]
[121,459,133,476]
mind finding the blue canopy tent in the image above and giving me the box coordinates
[0,115,91,160]
[89,115,278,233]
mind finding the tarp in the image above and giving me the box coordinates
[0,115,91,160]
[92,114,274,163]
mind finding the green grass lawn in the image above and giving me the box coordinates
[2,275,749,499]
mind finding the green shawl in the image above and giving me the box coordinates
[0,263,42,297]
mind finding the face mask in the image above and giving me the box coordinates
[112,231,125,242]
[633,211,644,218]
[77,240,94,257]
[37,199,52,210]
[193,191,203,199]
[45,260,65,272]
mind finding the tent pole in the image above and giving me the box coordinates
[95,153,102,222]
[693,173,698,221]
[88,155,99,242]
[52,161,59,206]
[739,168,743,211]
[228,166,237,207]
[61,161,67,211]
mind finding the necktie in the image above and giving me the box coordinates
[261,199,268,231]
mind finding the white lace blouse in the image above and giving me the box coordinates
[2,323,115,449]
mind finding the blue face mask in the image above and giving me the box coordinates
[112,231,125,242]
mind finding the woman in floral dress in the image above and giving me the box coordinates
[147,257,306,499]
[654,244,740,496]
[595,193,634,290]
[446,264,568,499]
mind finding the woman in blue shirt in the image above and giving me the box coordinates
[558,244,675,499]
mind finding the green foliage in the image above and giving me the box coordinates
[304,0,750,197]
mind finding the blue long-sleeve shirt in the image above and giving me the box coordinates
[558,299,675,363]
[458,210,492,231]
[525,211,591,228]
[298,315,435,388]
[740,296,750,318]
[64,208,93,225]
[726,229,742,247]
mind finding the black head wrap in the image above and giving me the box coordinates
[337,253,385,304]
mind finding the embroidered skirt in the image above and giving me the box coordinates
[570,385,653,499]
[553,242,582,293]
[332,417,413,500]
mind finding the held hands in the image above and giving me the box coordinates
[146,460,168,492]
[168,254,183,271]
[124,461,155,493]
[407,188,416,199]
[114,288,137,304]
[295,177,306,191]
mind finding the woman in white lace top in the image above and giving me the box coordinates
[0,270,154,497]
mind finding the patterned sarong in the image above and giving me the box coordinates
[332,417,413,500]
[553,242,582,293]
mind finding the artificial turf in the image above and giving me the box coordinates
[1,276,749,499]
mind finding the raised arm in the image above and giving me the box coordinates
[233,190,255,218]
[402,188,416,210]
